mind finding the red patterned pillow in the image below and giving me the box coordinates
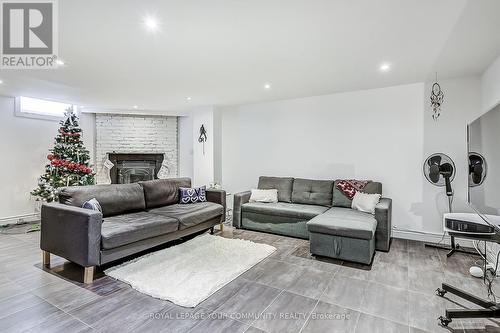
[336,180,370,200]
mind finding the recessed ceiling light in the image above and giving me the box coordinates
[133,105,138,109]
[264,83,272,90]
[56,59,65,66]
[379,63,391,72]
[186,97,192,101]
[144,16,159,32]
[0,79,3,84]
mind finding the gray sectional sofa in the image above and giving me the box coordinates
[40,178,226,283]
[233,176,392,264]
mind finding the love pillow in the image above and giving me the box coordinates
[179,186,207,204]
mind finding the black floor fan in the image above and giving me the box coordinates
[423,153,475,257]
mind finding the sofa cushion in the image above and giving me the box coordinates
[101,212,178,249]
[139,178,191,209]
[307,207,377,240]
[58,184,146,217]
[149,201,223,230]
[258,176,294,203]
[292,178,333,207]
[242,202,328,219]
[333,181,382,208]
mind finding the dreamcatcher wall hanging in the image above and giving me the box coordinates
[198,124,208,155]
[430,72,444,121]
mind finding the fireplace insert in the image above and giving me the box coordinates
[108,153,164,184]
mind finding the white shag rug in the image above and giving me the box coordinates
[105,234,276,307]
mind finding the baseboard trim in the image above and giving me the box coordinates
[0,213,40,226]
[392,228,475,249]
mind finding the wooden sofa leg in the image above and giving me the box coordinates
[42,250,50,267]
[84,266,95,284]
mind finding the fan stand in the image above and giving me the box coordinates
[425,236,478,257]
[424,194,479,257]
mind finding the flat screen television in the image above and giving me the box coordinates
[468,103,500,228]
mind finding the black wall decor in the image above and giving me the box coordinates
[430,72,445,121]
[198,124,208,155]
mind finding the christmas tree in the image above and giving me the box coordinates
[31,107,95,202]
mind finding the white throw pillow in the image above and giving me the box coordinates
[351,192,381,214]
[249,189,278,203]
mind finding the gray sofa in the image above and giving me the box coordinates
[233,176,392,264]
[40,178,226,283]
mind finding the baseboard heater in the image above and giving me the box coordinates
[0,213,40,226]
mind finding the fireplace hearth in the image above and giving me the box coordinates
[108,153,164,184]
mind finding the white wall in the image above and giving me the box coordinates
[421,77,481,235]
[213,108,223,184]
[481,54,500,112]
[0,96,95,222]
[178,115,194,179]
[178,107,223,187]
[221,83,426,233]
[191,107,215,187]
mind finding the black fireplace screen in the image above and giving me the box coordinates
[116,160,156,184]
[108,153,164,184]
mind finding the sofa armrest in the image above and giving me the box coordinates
[41,202,102,267]
[233,191,251,228]
[206,189,226,222]
[375,198,392,229]
[374,198,392,251]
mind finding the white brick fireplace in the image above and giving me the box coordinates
[95,114,178,184]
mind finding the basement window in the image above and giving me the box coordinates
[15,96,75,121]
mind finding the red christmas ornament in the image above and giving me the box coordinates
[51,159,60,167]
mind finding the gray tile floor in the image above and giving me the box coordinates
[1,227,500,332]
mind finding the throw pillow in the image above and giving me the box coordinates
[82,198,102,212]
[351,192,381,214]
[249,189,278,203]
[336,179,371,200]
[179,186,207,204]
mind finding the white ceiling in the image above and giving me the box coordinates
[1,0,500,114]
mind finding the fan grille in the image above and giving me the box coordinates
[423,153,456,186]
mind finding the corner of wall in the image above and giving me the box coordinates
[481,54,500,113]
